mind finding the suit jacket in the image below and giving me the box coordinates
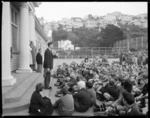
[43,48,57,69]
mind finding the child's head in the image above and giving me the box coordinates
[36,83,44,92]
[86,81,93,89]
[122,80,133,93]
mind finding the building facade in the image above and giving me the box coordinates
[2,2,49,86]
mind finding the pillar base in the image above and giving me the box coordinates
[16,68,32,73]
[2,75,16,87]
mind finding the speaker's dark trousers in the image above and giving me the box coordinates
[44,69,51,89]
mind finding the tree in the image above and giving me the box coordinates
[52,29,68,42]
[119,24,147,39]
[72,27,100,47]
[99,24,124,47]
[67,32,80,46]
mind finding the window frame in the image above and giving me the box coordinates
[11,4,19,53]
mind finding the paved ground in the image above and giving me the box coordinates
[38,58,119,116]
[3,58,148,116]
[3,58,120,116]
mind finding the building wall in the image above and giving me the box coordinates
[35,30,48,57]
[8,2,48,71]
[10,3,20,71]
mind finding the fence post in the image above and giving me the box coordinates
[91,48,93,59]
[135,37,137,50]
[118,47,120,58]
[141,37,143,49]
[127,39,129,51]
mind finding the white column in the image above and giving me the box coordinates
[2,2,16,86]
[16,2,32,73]
[29,10,36,44]
[29,10,37,69]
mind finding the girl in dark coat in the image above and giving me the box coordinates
[29,83,53,116]
[36,49,43,73]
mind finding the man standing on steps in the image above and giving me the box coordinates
[43,42,58,90]
[30,41,37,71]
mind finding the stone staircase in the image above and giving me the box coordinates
[2,72,43,116]
[2,72,95,116]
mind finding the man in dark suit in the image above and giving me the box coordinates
[43,42,58,89]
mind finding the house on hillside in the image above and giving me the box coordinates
[58,40,74,50]
[71,17,84,28]
[84,18,98,28]
[2,2,50,86]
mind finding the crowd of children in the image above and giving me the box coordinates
[52,51,148,116]
[29,50,148,116]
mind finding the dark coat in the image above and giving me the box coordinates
[43,48,57,69]
[103,84,121,100]
[36,53,43,64]
[73,88,91,112]
[29,91,53,116]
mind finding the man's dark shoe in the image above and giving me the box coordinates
[48,86,52,90]
[44,87,49,90]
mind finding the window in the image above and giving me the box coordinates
[11,5,18,52]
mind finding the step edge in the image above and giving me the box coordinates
[3,103,30,115]
[3,74,43,109]
[4,73,41,104]
[3,73,34,96]
[3,74,43,114]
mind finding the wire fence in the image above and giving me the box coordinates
[53,47,127,59]
[114,36,148,51]
[53,36,147,59]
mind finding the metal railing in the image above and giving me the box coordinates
[53,47,127,59]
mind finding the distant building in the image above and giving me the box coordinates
[71,17,83,28]
[84,19,98,28]
[38,17,45,27]
[43,22,51,35]
[58,40,74,50]
[49,21,59,31]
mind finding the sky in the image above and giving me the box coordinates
[35,2,147,22]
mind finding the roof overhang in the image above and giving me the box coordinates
[35,16,49,42]
[32,2,41,7]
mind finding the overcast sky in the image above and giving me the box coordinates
[35,2,147,22]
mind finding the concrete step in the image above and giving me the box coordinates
[3,73,43,115]
[3,73,33,97]
[2,109,29,116]
[3,77,95,116]
[4,73,41,104]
